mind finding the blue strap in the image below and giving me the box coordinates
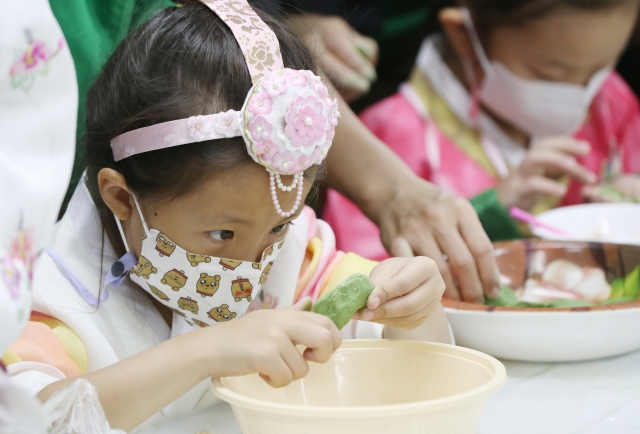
[46,250,137,307]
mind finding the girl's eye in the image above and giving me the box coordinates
[271,223,289,234]
[209,230,234,241]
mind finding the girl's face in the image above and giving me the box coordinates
[484,3,639,86]
[442,2,639,86]
[101,163,313,263]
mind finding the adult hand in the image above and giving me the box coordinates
[288,13,378,102]
[497,137,597,211]
[324,82,499,303]
[207,298,341,388]
[354,256,445,329]
[375,178,499,303]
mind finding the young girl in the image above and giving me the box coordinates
[5,1,449,432]
[323,0,640,267]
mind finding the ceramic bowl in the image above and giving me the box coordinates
[532,203,640,245]
[445,240,640,362]
[212,340,506,434]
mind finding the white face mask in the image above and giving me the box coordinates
[116,198,284,328]
[462,8,611,138]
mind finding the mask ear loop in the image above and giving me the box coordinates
[114,217,131,253]
[113,194,151,253]
[460,8,491,70]
[132,195,152,237]
[462,57,481,127]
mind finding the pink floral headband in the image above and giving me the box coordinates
[110,0,340,217]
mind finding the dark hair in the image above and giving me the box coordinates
[458,0,634,33]
[84,2,320,257]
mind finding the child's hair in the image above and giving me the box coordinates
[458,0,633,34]
[84,2,320,256]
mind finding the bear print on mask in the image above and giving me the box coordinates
[259,261,273,284]
[132,256,157,279]
[161,269,188,291]
[187,252,211,267]
[196,273,221,298]
[252,263,262,270]
[148,284,169,301]
[192,319,210,328]
[219,259,242,271]
[262,244,274,261]
[178,296,199,314]
[155,232,176,257]
[231,277,253,302]
[208,304,237,322]
[278,239,285,249]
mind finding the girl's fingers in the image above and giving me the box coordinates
[361,274,441,320]
[288,297,313,312]
[259,354,293,388]
[367,256,435,310]
[533,137,591,156]
[524,149,597,184]
[280,345,310,381]
[287,316,341,363]
[525,175,569,197]
[369,300,441,328]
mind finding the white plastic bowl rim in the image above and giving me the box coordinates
[532,203,640,244]
[444,306,640,316]
[212,340,507,418]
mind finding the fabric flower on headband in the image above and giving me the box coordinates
[241,68,339,174]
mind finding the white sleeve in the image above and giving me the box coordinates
[7,361,66,395]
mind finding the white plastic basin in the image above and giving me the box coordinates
[212,340,506,434]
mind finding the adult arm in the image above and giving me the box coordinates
[324,95,500,302]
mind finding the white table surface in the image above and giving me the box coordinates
[141,349,640,434]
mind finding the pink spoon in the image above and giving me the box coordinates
[509,207,574,237]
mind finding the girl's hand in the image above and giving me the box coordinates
[583,175,640,203]
[202,299,341,388]
[497,137,597,211]
[354,257,446,330]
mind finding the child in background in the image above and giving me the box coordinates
[324,0,640,264]
[5,1,448,432]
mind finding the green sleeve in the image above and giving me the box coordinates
[49,0,174,205]
[469,188,523,242]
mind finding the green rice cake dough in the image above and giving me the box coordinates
[312,274,376,330]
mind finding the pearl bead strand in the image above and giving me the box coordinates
[274,172,300,192]
[270,172,304,218]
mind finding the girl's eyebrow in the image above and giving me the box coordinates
[197,212,250,226]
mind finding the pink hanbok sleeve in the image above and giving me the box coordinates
[566,72,640,205]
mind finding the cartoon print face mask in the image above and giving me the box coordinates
[116,198,284,328]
